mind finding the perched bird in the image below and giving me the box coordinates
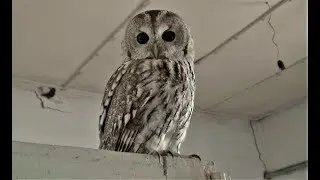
[98,10,196,158]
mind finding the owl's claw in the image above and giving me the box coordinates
[161,150,179,157]
[165,151,175,157]
[188,154,202,161]
[150,151,201,162]
[149,150,182,161]
[149,151,162,163]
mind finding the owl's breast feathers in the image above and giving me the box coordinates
[99,58,195,152]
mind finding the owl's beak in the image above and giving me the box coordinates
[152,44,159,59]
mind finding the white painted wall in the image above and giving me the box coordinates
[12,80,263,179]
[254,100,307,180]
[180,112,263,179]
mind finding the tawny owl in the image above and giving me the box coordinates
[98,10,196,157]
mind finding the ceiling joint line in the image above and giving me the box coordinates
[194,106,250,120]
[205,56,307,110]
[248,95,306,178]
[194,0,291,65]
[60,0,151,89]
[249,120,268,171]
[250,95,306,122]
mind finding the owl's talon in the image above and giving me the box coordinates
[159,150,180,159]
[166,151,175,158]
[188,154,201,161]
[149,151,162,163]
[149,150,181,161]
[163,151,182,158]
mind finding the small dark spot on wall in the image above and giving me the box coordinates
[277,60,286,70]
[41,87,56,99]
[73,156,80,159]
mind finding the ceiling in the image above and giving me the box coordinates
[12,0,307,119]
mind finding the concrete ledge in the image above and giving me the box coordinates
[12,141,230,180]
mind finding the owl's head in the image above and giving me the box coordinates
[122,10,194,62]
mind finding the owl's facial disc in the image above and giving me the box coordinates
[124,10,190,61]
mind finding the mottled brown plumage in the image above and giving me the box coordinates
[98,10,195,155]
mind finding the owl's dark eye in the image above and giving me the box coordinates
[137,32,149,44]
[162,31,175,42]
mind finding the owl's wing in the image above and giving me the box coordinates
[99,59,190,152]
[98,61,131,147]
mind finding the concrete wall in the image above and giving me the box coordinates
[253,100,307,180]
[13,141,230,180]
[12,79,263,179]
